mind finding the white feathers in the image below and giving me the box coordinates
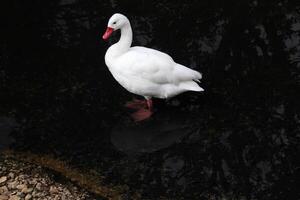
[104,13,204,99]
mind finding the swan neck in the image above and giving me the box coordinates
[105,22,132,64]
[118,23,132,51]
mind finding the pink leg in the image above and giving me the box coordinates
[125,98,147,110]
[131,108,153,122]
[146,99,153,111]
[130,98,153,122]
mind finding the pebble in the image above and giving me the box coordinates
[49,185,59,194]
[0,176,7,184]
[0,195,9,200]
[21,187,33,194]
[35,182,42,191]
[8,195,20,200]
[24,194,32,200]
[61,194,67,200]
[7,181,18,189]
[31,191,37,197]
[0,186,8,193]
[16,184,26,190]
[8,173,14,179]
[16,192,24,198]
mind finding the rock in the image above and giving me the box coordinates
[7,181,18,189]
[8,195,20,200]
[22,187,33,194]
[31,191,37,197]
[40,179,47,185]
[49,186,59,194]
[0,176,7,184]
[16,192,25,199]
[24,194,32,200]
[31,178,38,184]
[35,182,42,191]
[63,188,71,195]
[0,167,7,171]
[0,186,8,193]
[8,172,14,179]
[16,184,26,190]
[0,195,9,200]
[61,194,67,200]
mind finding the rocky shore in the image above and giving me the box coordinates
[0,155,99,200]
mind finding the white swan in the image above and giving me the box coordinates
[103,13,203,121]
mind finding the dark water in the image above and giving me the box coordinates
[1,0,300,199]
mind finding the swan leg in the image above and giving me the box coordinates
[146,98,153,111]
[129,97,153,122]
[127,97,153,122]
[125,98,147,110]
[131,109,153,122]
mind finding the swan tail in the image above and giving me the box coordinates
[174,64,202,82]
[179,81,204,92]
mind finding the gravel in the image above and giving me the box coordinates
[0,156,99,200]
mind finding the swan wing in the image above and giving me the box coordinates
[116,46,202,84]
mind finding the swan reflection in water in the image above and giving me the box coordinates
[111,108,197,155]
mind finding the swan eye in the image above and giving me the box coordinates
[113,21,117,25]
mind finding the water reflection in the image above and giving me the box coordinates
[111,109,194,155]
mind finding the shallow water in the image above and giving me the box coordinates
[1,0,300,199]
[0,117,17,150]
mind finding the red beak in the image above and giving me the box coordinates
[102,27,114,40]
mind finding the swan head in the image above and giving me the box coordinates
[102,13,129,40]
